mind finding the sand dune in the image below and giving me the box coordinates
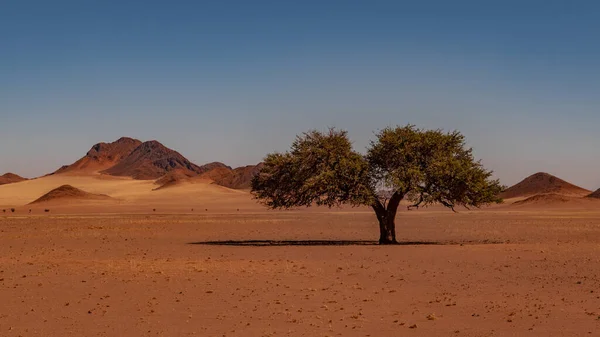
[507,193,600,209]
[0,173,152,206]
[29,185,113,204]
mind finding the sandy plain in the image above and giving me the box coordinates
[1,175,600,336]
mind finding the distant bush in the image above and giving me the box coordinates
[44,209,50,213]
[10,208,15,213]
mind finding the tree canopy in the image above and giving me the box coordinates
[251,125,503,244]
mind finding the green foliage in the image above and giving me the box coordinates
[367,125,503,210]
[251,128,373,208]
[251,125,503,212]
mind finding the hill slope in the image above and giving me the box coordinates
[211,163,264,189]
[153,169,202,190]
[29,185,113,204]
[154,163,232,190]
[152,162,261,190]
[198,166,234,182]
[500,172,590,199]
[0,173,27,186]
[53,137,142,174]
[587,189,600,199]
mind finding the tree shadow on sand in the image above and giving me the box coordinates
[188,239,505,247]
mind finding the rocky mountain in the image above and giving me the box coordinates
[102,140,208,180]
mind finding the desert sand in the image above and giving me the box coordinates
[1,172,600,336]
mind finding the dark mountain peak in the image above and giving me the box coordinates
[115,136,140,144]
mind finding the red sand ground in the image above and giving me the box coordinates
[2,208,600,336]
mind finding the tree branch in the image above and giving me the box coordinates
[407,194,424,211]
[439,199,457,213]
[371,199,386,222]
[372,198,385,213]
[386,190,405,217]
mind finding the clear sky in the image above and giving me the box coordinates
[2,0,600,188]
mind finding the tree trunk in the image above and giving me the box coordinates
[373,191,403,245]
[378,213,398,245]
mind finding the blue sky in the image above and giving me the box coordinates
[2,0,600,188]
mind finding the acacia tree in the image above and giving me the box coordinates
[251,125,503,244]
